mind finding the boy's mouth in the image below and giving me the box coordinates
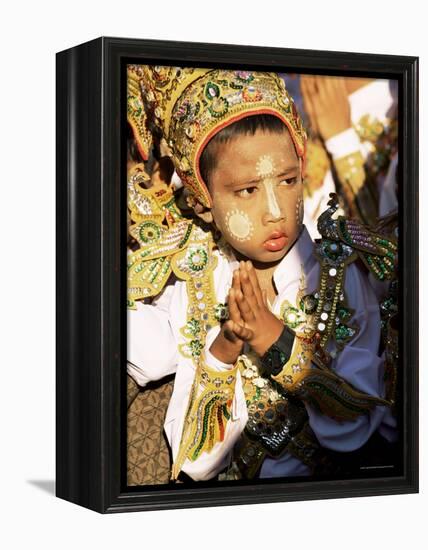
[263,230,288,252]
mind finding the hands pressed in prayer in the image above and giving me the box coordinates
[209,269,253,365]
[232,261,285,357]
[209,260,285,364]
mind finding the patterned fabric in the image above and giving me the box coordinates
[127,374,140,407]
[127,375,174,486]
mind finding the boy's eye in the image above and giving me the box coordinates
[236,186,258,198]
[279,176,299,186]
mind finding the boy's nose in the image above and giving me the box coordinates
[262,181,285,224]
[262,209,286,225]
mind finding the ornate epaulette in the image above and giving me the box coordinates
[127,177,206,307]
[317,193,397,282]
[127,218,194,307]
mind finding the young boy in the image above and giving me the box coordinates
[127,66,397,482]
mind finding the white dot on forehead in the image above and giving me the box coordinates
[256,155,275,178]
[226,210,253,241]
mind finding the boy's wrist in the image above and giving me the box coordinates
[209,342,239,364]
[250,319,285,357]
[260,325,296,377]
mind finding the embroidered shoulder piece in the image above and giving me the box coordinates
[271,330,390,422]
[317,193,397,281]
[171,358,239,480]
[127,218,193,307]
[127,179,193,308]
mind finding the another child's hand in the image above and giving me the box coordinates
[301,75,351,141]
[209,279,253,365]
[234,260,285,357]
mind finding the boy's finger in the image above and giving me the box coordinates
[232,269,242,294]
[233,323,254,341]
[223,320,241,343]
[245,260,264,307]
[236,289,256,322]
[262,288,269,307]
[228,288,243,324]
[239,263,259,311]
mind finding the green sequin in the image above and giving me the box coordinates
[205,82,220,100]
[188,248,208,271]
[190,339,203,357]
[139,221,161,244]
[214,303,228,322]
[186,318,201,336]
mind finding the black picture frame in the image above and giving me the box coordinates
[56,36,419,513]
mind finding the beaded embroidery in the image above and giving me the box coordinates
[354,114,398,178]
[317,193,397,282]
[333,151,366,198]
[271,331,389,422]
[171,357,239,480]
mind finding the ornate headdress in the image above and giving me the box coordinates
[127,65,307,209]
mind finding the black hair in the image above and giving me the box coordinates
[199,114,289,189]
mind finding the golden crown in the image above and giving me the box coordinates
[128,65,307,208]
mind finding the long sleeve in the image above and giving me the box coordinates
[165,325,248,481]
[325,127,362,160]
[127,283,179,388]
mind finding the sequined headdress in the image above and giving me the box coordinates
[128,65,307,209]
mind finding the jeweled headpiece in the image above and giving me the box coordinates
[128,65,307,209]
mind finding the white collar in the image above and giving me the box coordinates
[216,225,314,294]
[272,225,314,292]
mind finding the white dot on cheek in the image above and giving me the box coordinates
[227,211,253,241]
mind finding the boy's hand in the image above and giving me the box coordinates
[234,260,285,357]
[209,281,253,365]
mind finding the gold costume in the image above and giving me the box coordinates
[127,65,398,481]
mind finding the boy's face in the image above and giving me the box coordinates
[206,129,304,264]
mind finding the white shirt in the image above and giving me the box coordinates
[127,225,397,481]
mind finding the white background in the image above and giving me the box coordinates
[0,0,425,547]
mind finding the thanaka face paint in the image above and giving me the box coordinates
[255,155,282,219]
[225,208,254,241]
[203,129,304,264]
[296,196,304,227]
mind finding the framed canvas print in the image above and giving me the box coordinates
[56,36,418,513]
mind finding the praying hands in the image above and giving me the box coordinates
[209,260,285,364]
